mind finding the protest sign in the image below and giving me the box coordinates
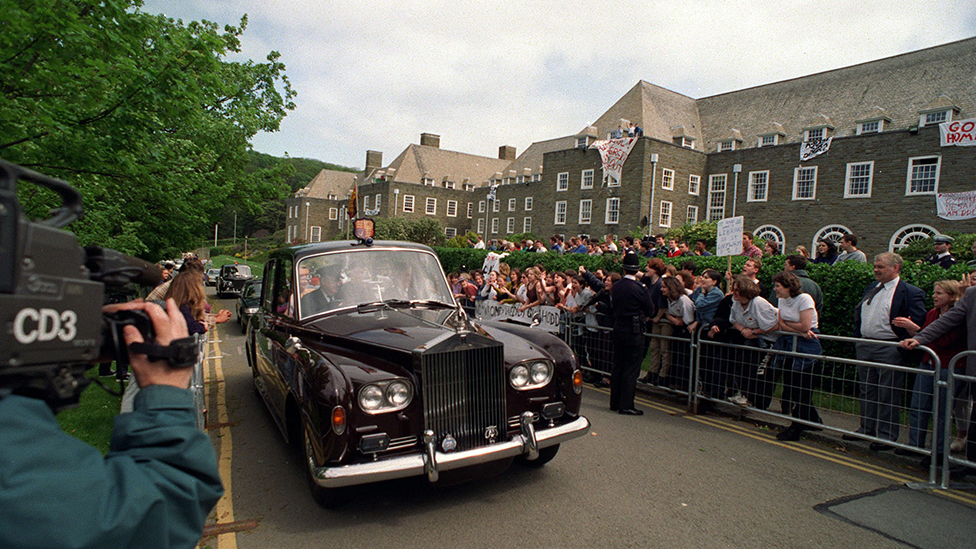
[716,216,744,257]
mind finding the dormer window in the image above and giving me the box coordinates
[804,127,826,141]
[576,136,588,149]
[443,181,455,189]
[423,177,435,186]
[516,175,524,184]
[856,120,883,135]
[327,193,337,200]
[921,110,950,127]
[680,137,695,149]
[718,139,735,152]
[463,183,474,191]
[758,134,778,147]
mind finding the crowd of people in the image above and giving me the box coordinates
[462,230,976,474]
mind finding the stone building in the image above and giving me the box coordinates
[289,37,976,255]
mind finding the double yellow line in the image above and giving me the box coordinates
[590,386,976,506]
[201,325,238,549]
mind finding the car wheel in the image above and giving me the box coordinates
[302,421,341,508]
[517,444,559,467]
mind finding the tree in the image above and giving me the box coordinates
[0,0,296,259]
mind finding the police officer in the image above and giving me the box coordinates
[609,251,654,415]
[925,234,958,269]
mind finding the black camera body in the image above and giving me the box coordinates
[0,160,160,410]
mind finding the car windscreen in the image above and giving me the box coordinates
[222,265,251,277]
[296,249,454,319]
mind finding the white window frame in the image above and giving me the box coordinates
[554,201,567,225]
[477,219,485,234]
[856,120,883,135]
[576,136,588,149]
[508,198,516,211]
[329,207,338,220]
[310,226,322,243]
[447,200,457,217]
[557,172,569,191]
[688,175,700,196]
[707,174,727,221]
[747,170,769,202]
[491,218,499,234]
[906,156,941,195]
[844,161,874,198]
[492,199,499,213]
[403,195,415,213]
[605,198,620,224]
[506,217,515,233]
[425,197,437,215]
[792,167,817,201]
[658,201,672,228]
[466,202,473,218]
[523,217,532,233]
[606,173,620,188]
[363,195,370,210]
[423,177,435,186]
[758,134,779,147]
[524,197,533,211]
[578,199,592,224]
[803,128,826,141]
[479,200,486,213]
[718,140,735,152]
[445,227,457,237]
[581,169,594,189]
[680,137,695,149]
[920,110,951,127]
[661,168,674,190]
[686,205,698,225]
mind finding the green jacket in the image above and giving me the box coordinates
[0,385,223,549]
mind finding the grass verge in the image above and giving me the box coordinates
[55,369,124,455]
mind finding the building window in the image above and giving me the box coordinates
[579,199,592,224]
[445,227,457,237]
[516,175,524,184]
[759,134,778,147]
[477,219,485,234]
[363,195,370,209]
[492,199,499,212]
[423,177,435,186]
[606,174,620,188]
[310,226,321,243]
[906,156,941,195]
[523,217,532,233]
[506,217,515,233]
[329,207,338,220]
[661,168,674,190]
[491,218,499,234]
[444,181,455,189]
[554,201,567,225]
[686,205,698,225]
[508,198,516,211]
[707,174,727,221]
[375,195,381,209]
[403,195,415,213]
[327,193,337,200]
[532,173,541,183]
[754,225,785,253]
[748,170,768,202]
[581,169,594,189]
[856,120,882,135]
[658,201,672,228]
[812,225,851,257]
[718,140,735,152]
[889,224,939,252]
[425,197,437,215]
[479,200,486,213]
[466,202,473,218]
[688,175,700,196]
[524,197,533,211]
[576,136,588,149]
[804,128,826,141]
[680,137,695,149]
[557,172,569,191]
[792,167,817,200]
[605,198,620,224]
[844,161,874,198]
[447,200,457,217]
[921,110,950,127]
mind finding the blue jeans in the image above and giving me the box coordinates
[908,365,948,452]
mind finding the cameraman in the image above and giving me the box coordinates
[0,299,223,549]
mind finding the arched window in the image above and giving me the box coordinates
[889,224,939,252]
[812,225,852,259]
[753,225,785,254]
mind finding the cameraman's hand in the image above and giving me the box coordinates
[102,299,192,389]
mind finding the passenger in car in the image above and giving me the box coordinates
[301,265,342,316]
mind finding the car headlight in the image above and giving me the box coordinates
[510,360,553,390]
[358,379,413,414]
[244,307,259,314]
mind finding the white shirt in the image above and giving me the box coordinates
[667,294,695,325]
[859,276,898,339]
[730,297,779,342]
[779,293,818,329]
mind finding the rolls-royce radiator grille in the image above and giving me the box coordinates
[420,339,506,452]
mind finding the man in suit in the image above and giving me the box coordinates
[901,284,976,477]
[300,265,342,316]
[609,251,655,415]
[850,252,927,450]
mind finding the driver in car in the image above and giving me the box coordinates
[300,265,342,316]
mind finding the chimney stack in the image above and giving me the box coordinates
[498,145,516,161]
[365,150,383,172]
[420,133,440,148]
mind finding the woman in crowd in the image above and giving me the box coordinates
[448,272,462,299]
[688,269,725,334]
[728,276,779,407]
[662,276,695,390]
[165,270,223,334]
[639,259,668,385]
[896,280,968,463]
[812,239,839,265]
[771,271,823,441]
[551,271,570,307]
[795,245,811,259]
[518,267,546,312]
[504,268,523,304]
[764,240,781,257]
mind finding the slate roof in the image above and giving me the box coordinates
[501,135,578,181]
[591,81,702,144]
[299,169,357,199]
[381,143,512,187]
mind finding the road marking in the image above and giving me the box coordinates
[586,386,976,506]
[204,326,238,549]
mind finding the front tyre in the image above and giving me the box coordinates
[517,444,559,467]
[303,421,342,508]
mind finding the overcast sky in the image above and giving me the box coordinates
[143,1,975,169]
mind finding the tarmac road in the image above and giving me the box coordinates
[201,294,975,549]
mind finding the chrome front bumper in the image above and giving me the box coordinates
[310,414,590,488]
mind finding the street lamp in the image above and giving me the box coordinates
[233,211,237,246]
[304,201,310,242]
[732,164,742,217]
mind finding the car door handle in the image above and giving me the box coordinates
[285,336,304,355]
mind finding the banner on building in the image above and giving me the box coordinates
[940,118,976,147]
[799,137,832,161]
[475,301,561,333]
[590,137,638,184]
[937,190,976,220]
[716,216,744,257]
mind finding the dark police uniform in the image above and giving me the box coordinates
[925,252,958,269]
[609,253,654,414]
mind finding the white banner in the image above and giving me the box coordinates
[589,138,638,184]
[475,301,561,333]
[716,216,744,257]
[799,137,832,161]
[940,118,976,147]
[937,190,976,220]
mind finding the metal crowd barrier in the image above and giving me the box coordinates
[943,350,976,488]
[192,331,209,431]
[555,310,965,488]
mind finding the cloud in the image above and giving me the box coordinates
[143,0,976,169]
